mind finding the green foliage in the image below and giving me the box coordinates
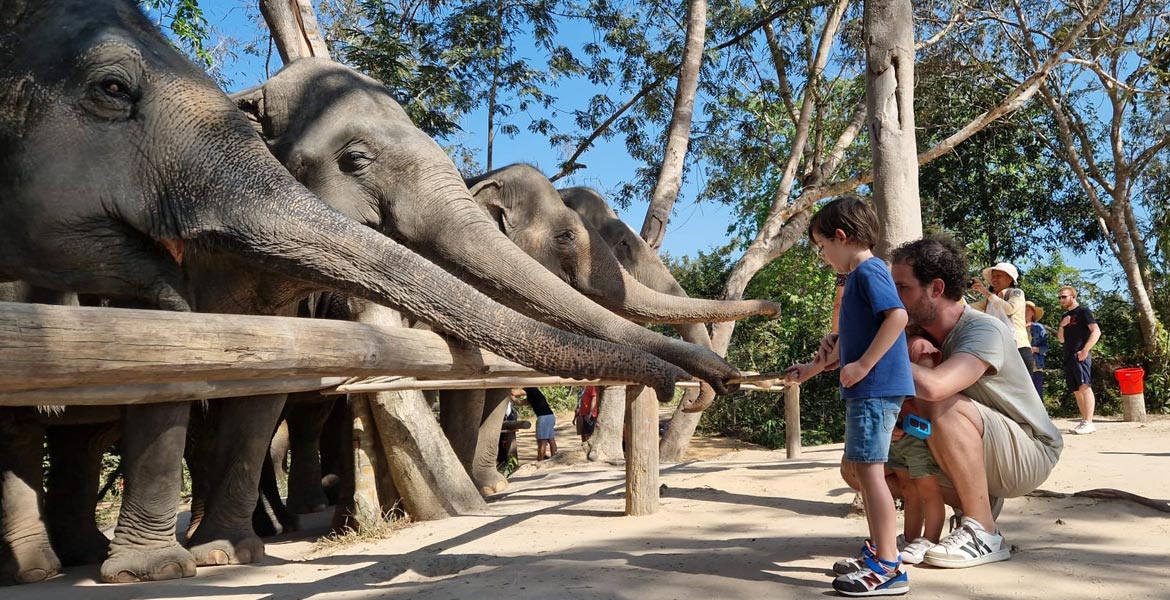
[666,241,847,447]
[139,0,215,68]
[511,385,579,418]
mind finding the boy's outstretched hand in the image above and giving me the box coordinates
[784,362,817,384]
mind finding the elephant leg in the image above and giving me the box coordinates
[472,390,510,496]
[318,399,348,506]
[183,405,215,541]
[0,412,59,585]
[45,422,120,567]
[439,389,483,472]
[252,450,298,537]
[270,419,290,483]
[100,403,197,583]
[284,394,335,514]
[186,394,285,567]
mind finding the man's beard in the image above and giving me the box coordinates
[907,294,938,328]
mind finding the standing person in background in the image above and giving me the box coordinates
[512,388,557,459]
[970,263,1035,373]
[1057,287,1102,434]
[1025,301,1048,398]
[574,385,599,442]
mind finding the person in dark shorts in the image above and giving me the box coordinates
[574,386,599,441]
[513,388,557,459]
[1057,286,1102,434]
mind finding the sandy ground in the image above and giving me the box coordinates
[10,413,1169,600]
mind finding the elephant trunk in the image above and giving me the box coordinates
[582,231,780,324]
[414,187,740,394]
[187,161,685,398]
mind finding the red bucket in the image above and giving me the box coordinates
[1114,367,1145,395]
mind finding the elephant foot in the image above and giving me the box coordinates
[473,468,508,497]
[49,525,110,567]
[1,541,61,585]
[99,543,196,583]
[187,531,265,566]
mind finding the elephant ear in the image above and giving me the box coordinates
[232,84,270,139]
[468,178,510,235]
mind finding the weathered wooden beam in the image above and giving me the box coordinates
[0,301,541,397]
[327,376,790,395]
[785,382,802,459]
[0,377,348,408]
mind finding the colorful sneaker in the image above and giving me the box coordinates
[832,554,909,596]
[899,537,935,565]
[833,540,876,575]
[1073,421,1097,434]
[923,516,1011,568]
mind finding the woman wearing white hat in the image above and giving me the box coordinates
[971,262,1036,373]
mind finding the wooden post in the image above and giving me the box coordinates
[785,383,801,459]
[349,396,385,524]
[624,385,658,516]
[1122,393,1147,422]
[259,0,331,64]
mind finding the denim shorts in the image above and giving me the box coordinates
[844,397,904,463]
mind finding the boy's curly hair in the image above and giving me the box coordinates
[890,235,969,301]
[807,195,879,249]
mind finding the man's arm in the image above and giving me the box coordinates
[1079,323,1102,361]
[840,307,908,388]
[911,352,989,402]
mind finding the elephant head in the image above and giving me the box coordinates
[232,58,741,394]
[561,186,723,412]
[466,165,780,324]
[0,1,687,395]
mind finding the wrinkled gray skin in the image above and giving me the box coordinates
[561,186,720,437]
[231,59,745,497]
[0,1,688,586]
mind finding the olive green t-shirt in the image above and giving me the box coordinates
[942,307,1064,455]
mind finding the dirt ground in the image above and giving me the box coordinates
[10,413,1169,599]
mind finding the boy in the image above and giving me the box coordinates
[887,401,947,564]
[786,197,916,596]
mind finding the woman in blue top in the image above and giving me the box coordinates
[786,196,916,597]
[1025,301,1048,398]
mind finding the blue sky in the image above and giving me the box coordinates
[186,1,1122,293]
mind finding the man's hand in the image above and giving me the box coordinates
[1077,348,1090,362]
[817,333,841,371]
[839,361,871,388]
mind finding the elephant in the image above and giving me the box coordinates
[227,58,756,500]
[0,0,689,585]
[560,186,725,456]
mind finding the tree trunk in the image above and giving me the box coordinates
[580,386,627,461]
[354,304,486,520]
[659,323,713,462]
[259,0,330,64]
[864,0,921,257]
[640,0,707,250]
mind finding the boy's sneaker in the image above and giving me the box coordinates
[832,554,909,597]
[923,516,1010,568]
[899,537,935,565]
[833,541,876,575]
[1073,421,1097,435]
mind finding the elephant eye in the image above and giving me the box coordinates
[338,149,372,174]
[554,230,577,244]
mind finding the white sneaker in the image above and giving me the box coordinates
[1073,421,1097,434]
[899,537,935,565]
[923,516,1010,568]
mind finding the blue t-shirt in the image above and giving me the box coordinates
[838,257,916,400]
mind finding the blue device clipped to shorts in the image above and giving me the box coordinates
[904,414,932,440]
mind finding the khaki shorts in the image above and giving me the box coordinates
[887,435,951,488]
[975,402,1060,498]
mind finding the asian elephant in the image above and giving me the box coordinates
[228,58,752,499]
[0,0,688,585]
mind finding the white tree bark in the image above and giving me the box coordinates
[640,0,707,250]
[259,0,330,63]
[864,0,921,258]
